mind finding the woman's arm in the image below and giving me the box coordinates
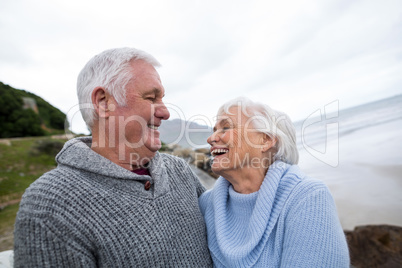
[280,184,350,268]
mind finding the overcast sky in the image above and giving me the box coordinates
[1,0,401,134]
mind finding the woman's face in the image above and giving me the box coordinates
[207,106,266,176]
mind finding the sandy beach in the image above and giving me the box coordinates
[298,118,402,230]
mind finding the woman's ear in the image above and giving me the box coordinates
[91,87,110,118]
[261,134,277,153]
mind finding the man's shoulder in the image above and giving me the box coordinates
[157,153,196,176]
[36,163,77,181]
[158,152,189,166]
[156,152,201,186]
[22,165,83,203]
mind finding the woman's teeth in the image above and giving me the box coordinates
[211,148,229,156]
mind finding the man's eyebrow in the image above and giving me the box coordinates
[153,88,162,95]
[144,88,163,96]
[155,88,166,97]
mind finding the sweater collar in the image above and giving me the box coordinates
[208,161,303,266]
[56,137,170,196]
[56,137,142,180]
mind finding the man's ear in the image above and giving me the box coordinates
[91,87,110,118]
[261,134,277,153]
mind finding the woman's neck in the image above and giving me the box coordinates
[222,166,268,194]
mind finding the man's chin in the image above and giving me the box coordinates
[146,140,162,152]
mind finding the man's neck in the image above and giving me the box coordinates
[91,134,155,171]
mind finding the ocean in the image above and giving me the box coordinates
[294,94,402,167]
[295,95,402,230]
[294,94,402,149]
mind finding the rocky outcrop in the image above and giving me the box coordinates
[345,225,402,268]
[163,146,219,179]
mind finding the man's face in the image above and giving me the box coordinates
[108,60,170,165]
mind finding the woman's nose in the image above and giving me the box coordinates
[207,130,220,145]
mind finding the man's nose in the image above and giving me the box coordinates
[155,102,170,120]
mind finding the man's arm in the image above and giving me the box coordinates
[182,160,207,197]
[14,216,96,268]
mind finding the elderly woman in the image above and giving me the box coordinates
[199,97,350,267]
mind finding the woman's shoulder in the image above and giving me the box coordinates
[297,175,329,192]
[199,177,223,199]
[283,176,336,218]
[284,164,328,190]
[198,177,228,210]
[198,189,212,214]
[280,165,332,202]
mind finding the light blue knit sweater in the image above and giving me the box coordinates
[199,161,350,267]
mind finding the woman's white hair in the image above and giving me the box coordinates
[77,47,160,129]
[217,97,299,165]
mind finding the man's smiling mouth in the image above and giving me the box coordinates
[148,125,159,130]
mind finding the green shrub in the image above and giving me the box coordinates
[30,139,64,157]
[0,81,68,138]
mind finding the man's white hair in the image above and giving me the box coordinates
[217,97,299,165]
[77,47,160,130]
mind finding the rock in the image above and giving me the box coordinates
[166,147,219,179]
[0,139,11,146]
[345,225,402,268]
[0,250,13,268]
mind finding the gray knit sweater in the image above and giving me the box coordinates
[13,137,213,267]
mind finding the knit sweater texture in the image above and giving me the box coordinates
[199,161,350,267]
[14,137,213,267]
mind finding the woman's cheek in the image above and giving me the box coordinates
[221,132,230,145]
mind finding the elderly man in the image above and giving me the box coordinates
[13,48,212,267]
